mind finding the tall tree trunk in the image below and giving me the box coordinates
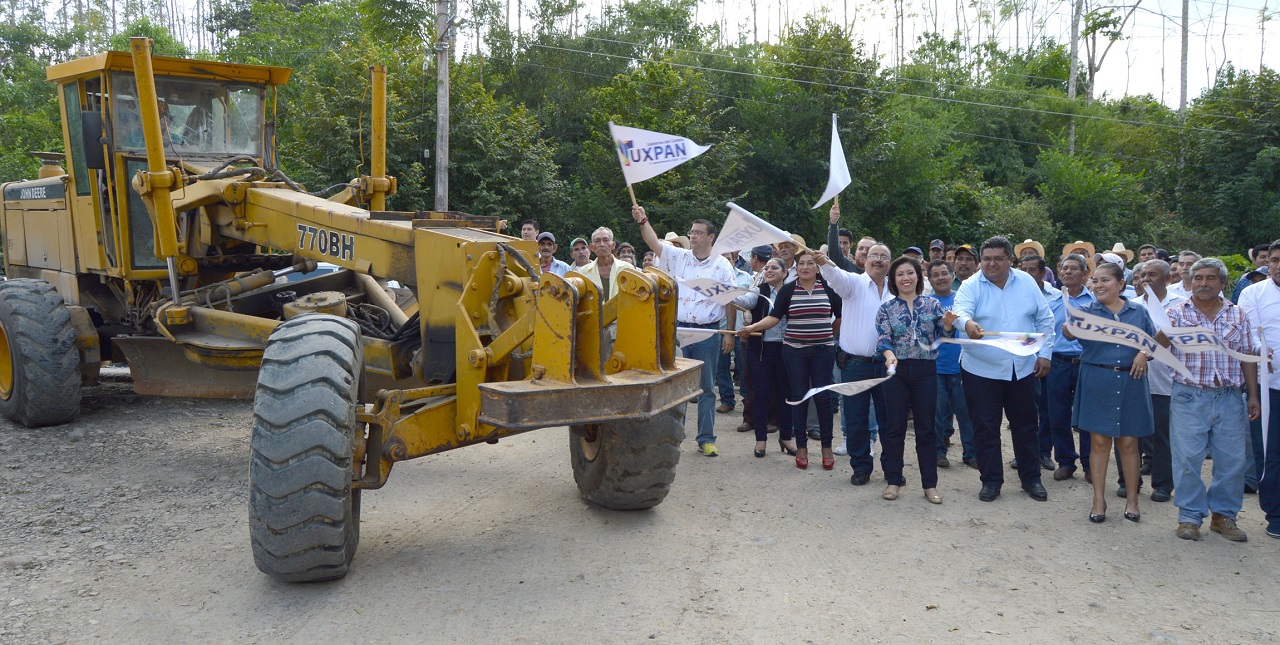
[1067,0,1082,154]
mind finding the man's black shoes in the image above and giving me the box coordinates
[850,471,871,486]
[978,484,1001,502]
[1022,481,1049,501]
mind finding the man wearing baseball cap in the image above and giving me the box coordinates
[536,232,571,277]
[929,240,945,261]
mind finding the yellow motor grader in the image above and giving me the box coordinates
[0,38,700,582]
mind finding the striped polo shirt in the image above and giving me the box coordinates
[770,280,838,347]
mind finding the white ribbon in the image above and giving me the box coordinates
[788,366,896,405]
[1065,306,1193,380]
[932,332,1047,357]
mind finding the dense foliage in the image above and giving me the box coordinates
[2,0,1277,257]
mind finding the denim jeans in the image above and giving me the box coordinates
[681,332,720,447]
[934,373,974,460]
[782,344,836,449]
[881,359,939,488]
[1047,355,1090,471]
[1244,383,1264,488]
[1169,382,1248,524]
[841,358,888,473]
[715,336,743,407]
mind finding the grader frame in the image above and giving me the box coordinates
[0,38,700,582]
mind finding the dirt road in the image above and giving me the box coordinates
[2,378,1277,644]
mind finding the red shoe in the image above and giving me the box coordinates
[822,456,835,470]
[796,455,809,470]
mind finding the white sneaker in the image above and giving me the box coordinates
[833,444,848,456]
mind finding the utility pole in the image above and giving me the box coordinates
[1179,0,1189,120]
[435,0,452,212]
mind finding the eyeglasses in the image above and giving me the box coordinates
[981,255,1010,264]
[867,253,891,261]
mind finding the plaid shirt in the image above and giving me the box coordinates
[1167,297,1257,389]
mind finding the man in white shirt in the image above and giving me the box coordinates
[632,205,737,457]
[1130,259,1185,502]
[816,243,893,486]
[1237,239,1280,539]
[1167,250,1202,299]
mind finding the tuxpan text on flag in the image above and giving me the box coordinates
[609,122,711,186]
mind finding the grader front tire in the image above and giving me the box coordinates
[0,279,81,428]
[569,405,686,510]
[249,315,363,583]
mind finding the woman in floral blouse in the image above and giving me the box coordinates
[876,256,957,504]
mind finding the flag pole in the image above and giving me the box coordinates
[627,184,638,207]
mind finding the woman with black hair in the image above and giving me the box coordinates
[733,257,797,458]
[876,256,956,504]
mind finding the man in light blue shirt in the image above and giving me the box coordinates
[1018,254,1060,474]
[953,236,1056,502]
[1045,253,1096,482]
[536,232,571,277]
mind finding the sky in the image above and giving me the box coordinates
[483,0,1278,108]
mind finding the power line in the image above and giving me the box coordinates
[484,53,1166,167]
[571,31,1258,123]
[525,41,1265,138]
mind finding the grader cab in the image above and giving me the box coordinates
[0,38,701,582]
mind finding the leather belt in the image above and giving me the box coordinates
[1082,361,1128,372]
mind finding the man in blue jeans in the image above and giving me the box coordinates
[818,217,892,485]
[1164,258,1260,542]
[1045,254,1095,482]
[632,205,737,457]
[927,259,973,468]
[1237,239,1280,539]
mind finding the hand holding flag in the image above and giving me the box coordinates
[812,113,852,209]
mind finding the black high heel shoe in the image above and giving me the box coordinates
[1123,511,1140,523]
[1090,503,1107,524]
[778,438,797,456]
[754,441,767,458]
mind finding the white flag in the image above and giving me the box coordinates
[609,122,711,186]
[676,327,718,347]
[679,278,753,306]
[710,202,793,257]
[812,113,852,209]
[1142,285,1175,333]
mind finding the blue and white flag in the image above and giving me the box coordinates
[609,122,711,186]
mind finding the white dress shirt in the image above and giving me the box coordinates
[1239,277,1280,391]
[818,264,892,356]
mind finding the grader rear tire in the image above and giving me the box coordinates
[0,279,81,427]
[569,405,686,510]
[249,315,363,583]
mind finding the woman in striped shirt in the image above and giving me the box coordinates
[739,250,842,470]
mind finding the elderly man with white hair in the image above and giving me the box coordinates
[575,226,633,301]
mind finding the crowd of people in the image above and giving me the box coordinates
[511,211,1280,543]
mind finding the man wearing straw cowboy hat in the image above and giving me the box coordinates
[1015,239,1056,287]
[1108,243,1135,282]
[1062,240,1097,272]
